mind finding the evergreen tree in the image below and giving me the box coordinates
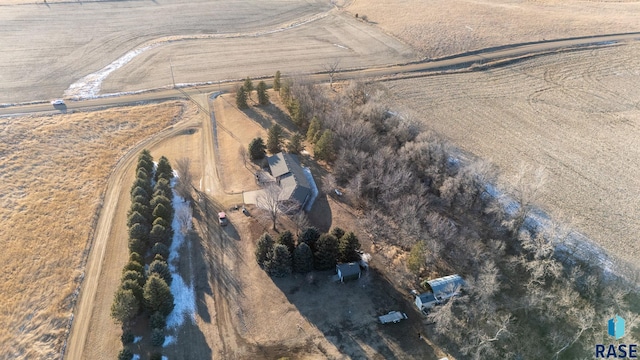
[256,80,269,105]
[299,227,321,251]
[255,232,274,268]
[150,311,166,329]
[150,223,171,246]
[111,288,140,325]
[118,348,133,360]
[248,137,266,160]
[129,252,144,265]
[273,70,281,92]
[286,133,305,155]
[266,124,284,154]
[148,259,172,286]
[122,270,146,288]
[131,178,153,200]
[279,78,291,105]
[314,129,336,162]
[137,149,154,174]
[152,203,172,224]
[130,186,150,203]
[243,76,254,93]
[143,274,175,316]
[123,260,145,275]
[265,244,292,277]
[339,232,361,263]
[314,234,339,270]
[331,227,345,240]
[152,242,170,260]
[128,223,149,243]
[155,156,173,183]
[407,240,426,274]
[121,279,144,304]
[293,242,313,273]
[127,211,146,228]
[306,117,321,143]
[129,200,151,224]
[236,86,248,109]
[277,230,295,254]
[153,179,173,200]
[151,327,164,347]
[128,238,146,256]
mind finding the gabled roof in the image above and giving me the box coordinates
[336,263,361,277]
[426,274,465,297]
[268,152,311,207]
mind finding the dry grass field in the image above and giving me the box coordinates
[387,43,640,270]
[347,0,640,59]
[0,102,183,359]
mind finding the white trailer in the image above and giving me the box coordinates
[378,311,407,324]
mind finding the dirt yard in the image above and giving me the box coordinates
[346,0,640,59]
[387,42,640,271]
[0,102,185,359]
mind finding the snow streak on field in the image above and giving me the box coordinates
[389,43,640,270]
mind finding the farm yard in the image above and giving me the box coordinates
[387,43,640,270]
[1,0,640,358]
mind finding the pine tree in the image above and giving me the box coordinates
[279,78,291,105]
[122,270,146,288]
[148,259,172,286]
[306,117,321,143]
[299,227,321,251]
[248,137,266,160]
[339,232,361,263]
[277,230,295,254]
[128,223,149,243]
[143,274,174,316]
[256,80,269,105]
[152,203,172,224]
[273,70,281,92]
[127,211,146,228]
[314,130,336,162]
[407,240,426,274]
[314,234,339,270]
[331,227,345,240]
[236,86,248,109]
[155,156,173,183]
[111,288,140,325]
[265,244,292,277]
[243,76,254,93]
[266,124,284,154]
[286,133,305,155]
[293,242,313,273]
[255,232,274,268]
[121,279,144,303]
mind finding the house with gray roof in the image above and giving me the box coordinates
[267,152,314,210]
[415,274,465,312]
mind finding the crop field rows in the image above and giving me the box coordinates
[388,43,640,269]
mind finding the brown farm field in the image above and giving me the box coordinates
[347,0,640,58]
[387,43,640,271]
[0,102,184,359]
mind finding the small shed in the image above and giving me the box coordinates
[415,292,438,311]
[425,274,465,301]
[336,263,361,282]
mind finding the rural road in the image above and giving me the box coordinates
[48,30,640,360]
[2,32,640,118]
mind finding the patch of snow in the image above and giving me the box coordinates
[132,355,141,360]
[333,43,349,50]
[165,188,197,329]
[162,357,169,360]
[162,335,176,347]
[302,167,319,212]
[300,150,310,155]
[133,336,142,344]
[64,12,329,99]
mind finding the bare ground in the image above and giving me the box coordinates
[387,42,640,271]
[0,102,185,359]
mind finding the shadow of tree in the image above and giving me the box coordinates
[271,267,440,359]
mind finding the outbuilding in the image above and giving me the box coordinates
[415,274,465,312]
[336,263,361,282]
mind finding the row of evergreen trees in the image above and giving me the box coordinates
[236,76,270,109]
[255,227,361,277]
[111,150,176,360]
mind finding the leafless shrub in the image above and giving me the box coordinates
[256,183,300,230]
[174,157,193,201]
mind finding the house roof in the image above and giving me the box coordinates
[417,292,437,304]
[336,263,361,277]
[426,274,465,297]
[268,152,311,207]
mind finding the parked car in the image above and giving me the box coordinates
[218,212,228,226]
[51,99,65,106]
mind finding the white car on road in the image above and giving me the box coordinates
[51,99,65,105]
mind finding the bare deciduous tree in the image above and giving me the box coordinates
[239,146,248,168]
[324,59,340,90]
[257,183,299,231]
[176,202,193,236]
[291,211,310,237]
[174,157,193,200]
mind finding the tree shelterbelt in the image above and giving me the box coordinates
[276,77,639,359]
[112,150,177,359]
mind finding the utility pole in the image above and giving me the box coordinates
[169,58,176,89]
